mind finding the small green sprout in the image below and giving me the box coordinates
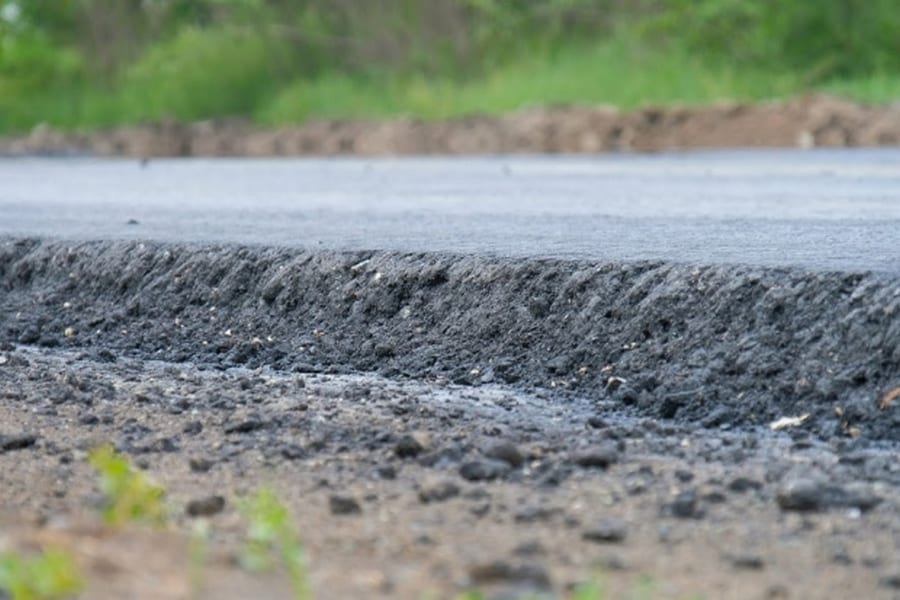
[0,548,83,600]
[239,487,310,600]
[88,444,167,527]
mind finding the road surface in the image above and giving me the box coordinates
[1,148,898,272]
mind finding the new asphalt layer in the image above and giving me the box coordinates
[1,148,899,272]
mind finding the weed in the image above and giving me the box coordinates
[0,548,83,600]
[239,487,310,600]
[87,444,167,527]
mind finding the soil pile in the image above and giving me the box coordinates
[1,238,897,443]
[2,94,900,157]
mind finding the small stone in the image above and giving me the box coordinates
[459,459,511,481]
[329,495,362,515]
[374,465,397,480]
[182,421,203,435]
[582,519,628,543]
[512,541,546,557]
[728,553,765,570]
[587,416,607,429]
[418,479,460,503]
[674,469,694,482]
[879,571,900,589]
[224,418,265,434]
[186,495,225,517]
[468,561,551,588]
[280,444,306,460]
[395,432,430,458]
[776,478,823,511]
[572,444,619,469]
[0,433,37,452]
[728,476,764,493]
[669,489,702,519]
[514,506,561,523]
[469,501,491,517]
[189,457,214,473]
[482,441,524,468]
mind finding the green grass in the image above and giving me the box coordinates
[239,487,310,600]
[255,34,807,124]
[0,549,83,600]
[88,444,168,527]
[4,29,898,135]
[821,73,900,104]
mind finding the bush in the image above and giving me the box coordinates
[117,25,285,121]
[649,0,900,81]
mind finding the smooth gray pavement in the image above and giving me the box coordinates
[1,148,898,272]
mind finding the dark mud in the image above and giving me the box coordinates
[2,94,900,158]
[1,237,898,443]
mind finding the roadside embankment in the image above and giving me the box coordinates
[2,94,900,157]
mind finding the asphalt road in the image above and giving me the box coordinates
[1,148,898,272]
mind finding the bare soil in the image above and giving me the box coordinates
[1,238,898,599]
[2,94,900,158]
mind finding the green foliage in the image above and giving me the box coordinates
[0,548,83,600]
[239,487,310,600]
[0,0,898,133]
[648,0,900,82]
[117,25,283,122]
[88,444,167,527]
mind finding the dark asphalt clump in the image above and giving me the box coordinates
[1,237,898,442]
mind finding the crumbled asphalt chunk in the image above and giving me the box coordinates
[728,476,764,493]
[482,441,524,468]
[728,553,765,570]
[374,465,397,480]
[880,571,900,589]
[514,506,562,524]
[280,444,306,460]
[418,479,461,503]
[329,495,362,515]
[668,489,702,519]
[572,444,620,469]
[224,417,266,434]
[460,459,512,482]
[418,445,463,468]
[468,561,551,588]
[582,519,628,543]
[189,457,214,473]
[395,432,430,458]
[0,433,37,452]
[776,478,824,511]
[777,478,882,512]
[674,469,694,482]
[186,495,225,517]
[512,541,546,557]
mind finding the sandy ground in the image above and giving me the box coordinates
[2,94,899,158]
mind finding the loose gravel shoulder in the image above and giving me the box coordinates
[1,237,898,599]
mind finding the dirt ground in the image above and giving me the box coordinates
[2,94,899,158]
[1,238,898,599]
[1,346,898,600]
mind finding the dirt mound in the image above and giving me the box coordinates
[1,238,897,442]
[2,94,900,157]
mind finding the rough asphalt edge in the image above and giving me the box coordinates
[1,237,898,444]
